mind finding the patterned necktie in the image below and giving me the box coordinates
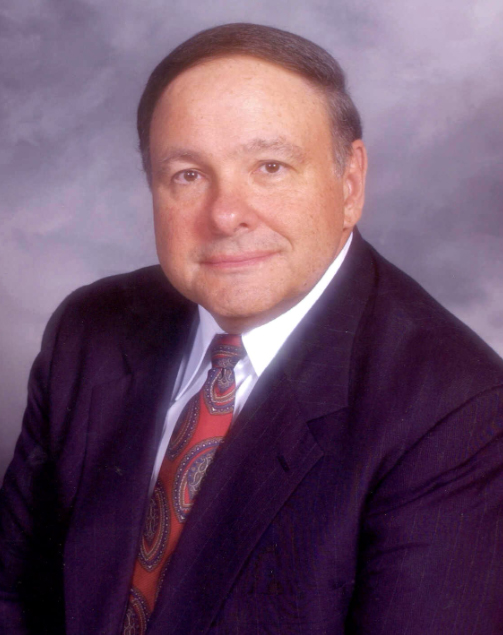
[122,334,245,635]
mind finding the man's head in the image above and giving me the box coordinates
[138,23,362,182]
[141,24,367,333]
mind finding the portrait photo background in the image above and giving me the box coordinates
[1,0,502,480]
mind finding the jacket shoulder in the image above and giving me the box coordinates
[48,264,188,332]
[354,240,503,420]
[56,265,181,321]
[40,265,194,385]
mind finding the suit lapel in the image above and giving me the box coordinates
[64,274,198,635]
[147,367,324,635]
[147,232,376,634]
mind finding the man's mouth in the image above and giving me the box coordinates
[200,251,277,269]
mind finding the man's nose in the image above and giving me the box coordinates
[206,181,258,236]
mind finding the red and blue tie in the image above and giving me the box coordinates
[122,334,245,634]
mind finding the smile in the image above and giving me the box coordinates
[201,251,277,270]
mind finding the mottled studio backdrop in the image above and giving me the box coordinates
[1,0,502,479]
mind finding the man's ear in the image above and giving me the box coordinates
[342,140,367,230]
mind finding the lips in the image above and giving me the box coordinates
[201,251,277,269]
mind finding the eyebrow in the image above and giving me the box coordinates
[156,137,307,171]
[157,149,207,170]
[237,138,306,163]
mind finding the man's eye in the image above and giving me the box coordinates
[260,162,283,174]
[173,170,200,183]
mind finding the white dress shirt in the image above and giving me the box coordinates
[149,234,353,491]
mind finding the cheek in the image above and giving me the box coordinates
[266,192,340,250]
[153,209,174,257]
[280,204,345,277]
[154,198,197,243]
[252,188,311,236]
[153,206,196,276]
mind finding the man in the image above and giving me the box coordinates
[1,23,503,635]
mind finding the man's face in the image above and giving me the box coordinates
[149,55,366,332]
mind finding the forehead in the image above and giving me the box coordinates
[150,55,332,149]
[163,54,322,101]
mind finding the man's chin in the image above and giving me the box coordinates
[201,292,303,333]
[198,296,272,332]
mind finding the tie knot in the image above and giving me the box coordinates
[210,334,245,370]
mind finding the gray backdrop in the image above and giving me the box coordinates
[1,0,502,480]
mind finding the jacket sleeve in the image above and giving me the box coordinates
[0,303,70,635]
[347,386,503,634]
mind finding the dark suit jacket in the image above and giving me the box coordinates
[2,231,503,634]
